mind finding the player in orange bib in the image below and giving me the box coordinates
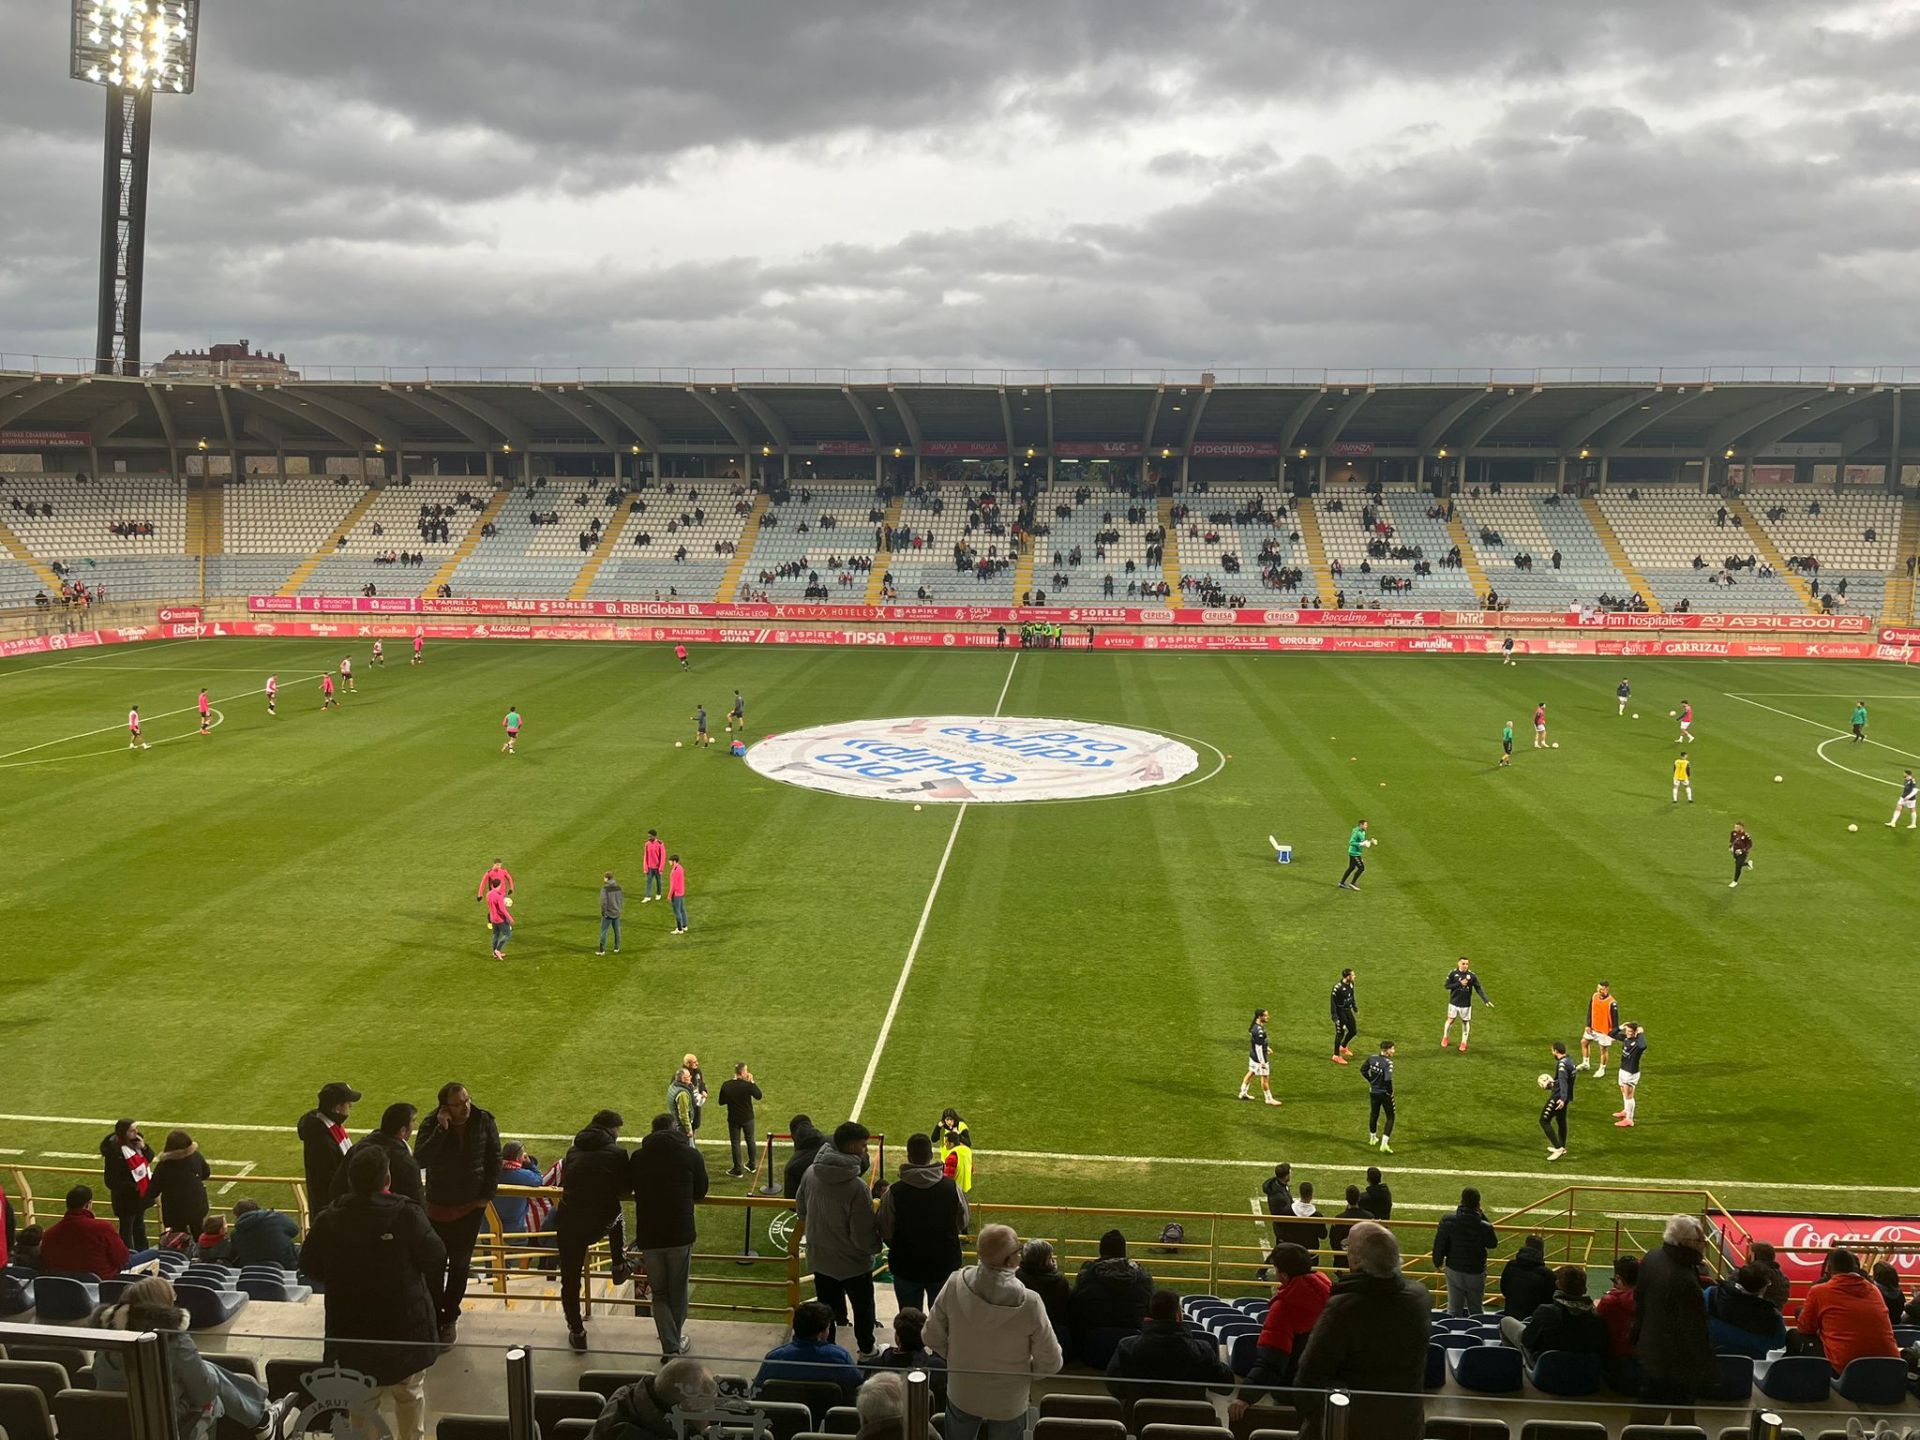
[1579,981,1619,1079]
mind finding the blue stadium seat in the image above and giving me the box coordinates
[1894,1325,1920,1346]
[1424,1343,1447,1390]
[1451,1343,1524,1393]
[1435,1317,1480,1332]
[0,1272,34,1316]
[1232,1298,1268,1318]
[1701,1353,1754,1404]
[236,1275,313,1303]
[1528,1350,1602,1397]
[176,1285,247,1329]
[31,1275,99,1322]
[1228,1333,1260,1377]
[1836,1355,1908,1405]
[1434,1332,1482,1351]
[1756,1355,1831,1403]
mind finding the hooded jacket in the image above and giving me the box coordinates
[1016,1258,1074,1356]
[924,1264,1064,1420]
[1498,1240,1554,1317]
[93,1297,263,1440]
[630,1128,709,1250]
[783,1120,826,1199]
[300,1189,446,1385]
[1105,1317,1233,1407]
[1257,1268,1333,1354]
[795,1145,878,1280]
[1519,1292,1610,1361]
[1294,1268,1431,1440]
[228,1207,301,1268]
[557,1124,631,1236]
[879,1162,969,1281]
[40,1205,129,1279]
[1431,1205,1500,1276]
[1704,1282,1787,1359]
[99,1132,155,1220]
[1072,1256,1155,1336]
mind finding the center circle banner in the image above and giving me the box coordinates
[747,715,1201,804]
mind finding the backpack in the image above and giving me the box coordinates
[1156,1222,1185,1254]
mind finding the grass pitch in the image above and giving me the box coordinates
[4,637,1919,1229]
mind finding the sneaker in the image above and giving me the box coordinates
[611,1262,631,1286]
[594,949,606,956]
[1264,1095,1282,1107]
[1366,1133,1379,1146]
[642,895,655,902]
[568,1328,588,1353]
[1547,1147,1567,1161]
[438,1319,458,1345]
[1457,1044,1468,1054]
[257,1394,298,1439]
[1237,1092,1252,1101]
[1441,1037,1452,1049]
[1612,1110,1627,1119]
[1729,881,1739,887]
[1594,1068,1605,1079]
[1339,1046,1353,1057]
[1330,1054,1349,1065]
[1377,1141,1392,1154]
[1614,1118,1634,1128]
[1576,1060,1592,1071]
[725,1167,745,1178]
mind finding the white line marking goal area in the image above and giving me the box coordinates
[1722,690,1920,789]
[5,1109,1919,1199]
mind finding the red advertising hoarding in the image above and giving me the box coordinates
[0,429,91,448]
[156,605,203,624]
[920,440,1005,457]
[1723,1210,1920,1305]
[1054,441,1144,458]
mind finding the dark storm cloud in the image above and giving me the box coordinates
[5,0,1920,368]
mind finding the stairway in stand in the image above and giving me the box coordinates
[1725,497,1818,613]
[1884,499,1920,625]
[569,497,637,601]
[1157,496,1183,597]
[865,493,904,604]
[1579,498,1663,613]
[422,486,513,599]
[1293,498,1338,606]
[276,487,386,597]
[714,491,770,602]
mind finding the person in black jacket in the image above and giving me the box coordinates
[1631,1215,1719,1424]
[1106,1288,1233,1415]
[716,1064,763,1179]
[1016,1240,1074,1360]
[783,1115,826,1199]
[1360,1166,1392,1222]
[300,1145,445,1440]
[150,1130,211,1240]
[1260,1163,1294,1250]
[1072,1229,1155,1367]
[1329,1187,1373,1271]
[411,1082,501,1342]
[1498,1235,1554,1318]
[332,1102,424,1206]
[630,1114,709,1359]
[296,1082,362,1213]
[1432,1188,1502,1316]
[99,1119,157,1250]
[879,1133,970,1310]
[557,1110,630,1352]
[1504,1265,1609,1365]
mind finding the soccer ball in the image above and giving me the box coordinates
[675,740,683,747]
[1632,712,1639,719]
[1773,775,1783,783]
[1668,710,1677,717]
[913,804,923,811]
[1848,823,1859,833]
[1537,1073,1553,1089]
[503,897,514,909]
[1551,742,1560,749]
[1367,837,1379,847]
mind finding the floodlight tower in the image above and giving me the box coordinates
[69,0,200,375]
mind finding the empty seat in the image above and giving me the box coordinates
[755,1379,843,1424]
[1450,1343,1524,1393]
[1138,1424,1232,1440]
[580,1369,647,1399]
[553,1423,598,1440]
[1527,1349,1602,1396]
[1835,1353,1908,1404]
[0,1360,69,1406]
[1034,1420,1128,1440]
[1133,1399,1222,1430]
[535,1389,604,1430]
[1229,1332,1261,1376]
[29,1275,98,1322]
[236,1275,313,1302]
[2,1346,89,1379]
[0,1382,56,1440]
[1757,1354,1831,1403]
[54,1387,134,1440]
[1701,1352,1753,1403]
[1038,1395,1124,1422]
[1434,1332,1482,1351]
[1424,1343,1447,1390]
[754,1398,818,1440]
[823,1405,862,1434]
[1425,1422,1510,1440]
[177,1284,248,1328]
[1618,1427,1708,1440]
[436,1419,509,1440]
[1517,1423,1607,1440]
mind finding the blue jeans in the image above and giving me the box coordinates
[645,869,663,899]
[492,921,513,952]
[599,916,621,951]
[671,895,688,930]
[944,1402,1027,1440]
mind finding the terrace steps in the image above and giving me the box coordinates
[1580,498,1663,613]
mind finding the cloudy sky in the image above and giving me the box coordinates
[4,0,1920,371]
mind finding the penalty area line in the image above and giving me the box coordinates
[849,651,1019,1123]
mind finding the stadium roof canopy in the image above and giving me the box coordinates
[1,365,1915,460]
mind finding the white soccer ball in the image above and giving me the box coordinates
[503,897,514,909]
[1632,712,1639,719]
[913,804,923,811]
[1537,1073,1553,1089]
[1551,742,1560,749]
[1366,837,1378,847]
[1668,710,1677,717]
[675,740,683,747]
[1773,775,1783,783]
[1848,823,1859,833]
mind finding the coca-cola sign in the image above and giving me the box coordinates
[1726,1211,1920,1293]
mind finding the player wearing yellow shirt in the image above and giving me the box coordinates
[1672,752,1693,804]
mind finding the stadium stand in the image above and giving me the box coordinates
[1458,485,1632,612]
[1314,484,1480,606]
[209,474,369,596]
[294,476,490,596]
[736,482,884,601]
[586,480,752,602]
[1746,487,1906,618]
[1033,481,1162,601]
[1596,489,1807,613]
[1,473,195,600]
[449,478,611,599]
[1173,485,1315,604]
[878,481,1021,604]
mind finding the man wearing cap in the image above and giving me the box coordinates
[297,1083,362,1215]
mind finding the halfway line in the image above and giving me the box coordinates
[849,651,1020,1122]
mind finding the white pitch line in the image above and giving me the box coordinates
[216,1159,257,1197]
[849,652,1019,1123]
[1722,691,1920,759]
[1815,736,1907,789]
[0,636,201,683]
[5,1111,1914,1197]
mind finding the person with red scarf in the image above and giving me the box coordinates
[297,1082,362,1217]
[98,1119,155,1250]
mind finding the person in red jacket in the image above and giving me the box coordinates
[1235,1242,1332,1400]
[39,1185,130,1280]
[1796,1248,1899,1373]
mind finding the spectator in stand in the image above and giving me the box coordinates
[1016,1240,1074,1360]
[880,1132,970,1310]
[1106,1287,1233,1412]
[925,1223,1064,1440]
[1498,1233,1554,1318]
[631,1112,709,1359]
[227,1198,300,1269]
[39,1184,129,1279]
[717,1063,763,1179]
[797,1120,883,1359]
[99,1117,157,1250]
[854,1370,940,1440]
[1504,1264,1609,1366]
[1432,1188,1502,1317]
[150,1128,211,1242]
[92,1275,287,1439]
[1329,1185,1372,1270]
[1796,1247,1900,1372]
[1071,1228,1155,1366]
[1595,1254,1639,1383]
[297,1082,362,1206]
[333,1101,424,1204]
[784,1114,827,1198]
[1871,1261,1908,1327]
[753,1299,865,1398]
[411,1081,501,1343]
[557,1109,631,1352]
[1631,1215,1720,1424]
[1293,1221,1431,1440]
[301,1145,446,1440]
[195,1215,231,1264]
[1239,1242,1331,1393]
[493,1142,544,1244]
[1360,1165,1393,1221]
[1749,1241,1792,1308]
[869,1306,949,1413]
[1704,1262,1787,1359]
[592,1358,720,1440]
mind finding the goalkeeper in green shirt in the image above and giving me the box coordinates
[1339,820,1372,891]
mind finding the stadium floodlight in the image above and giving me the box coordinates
[70,0,201,376]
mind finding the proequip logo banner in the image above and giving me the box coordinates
[746,716,1200,803]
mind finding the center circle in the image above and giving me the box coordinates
[748,715,1202,803]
